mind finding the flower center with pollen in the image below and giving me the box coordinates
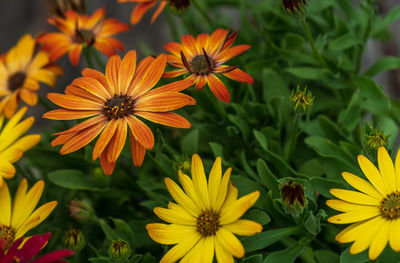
[196,210,220,236]
[102,94,135,120]
[7,72,26,91]
[73,29,95,45]
[0,225,16,251]
[379,192,400,219]
[190,55,212,75]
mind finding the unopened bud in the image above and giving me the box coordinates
[69,200,96,223]
[281,180,307,217]
[173,155,191,174]
[290,86,313,113]
[109,240,131,262]
[64,227,85,252]
[169,0,190,15]
[282,0,308,17]
[365,127,389,151]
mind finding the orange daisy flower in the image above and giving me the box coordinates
[37,8,130,66]
[43,51,195,175]
[163,29,254,103]
[0,34,62,118]
[118,0,167,25]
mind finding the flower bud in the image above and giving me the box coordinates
[43,0,85,18]
[281,180,307,217]
[108,240,131,262]
[64,227,85,252]
[290,86,313,113]
[68,200,96,223]
[365,127,389,151]
[173,155,191,174]
[169,0,190,15]
[282,0,308,16]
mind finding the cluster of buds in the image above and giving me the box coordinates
[281,180,307,217]
[290,86,314,114]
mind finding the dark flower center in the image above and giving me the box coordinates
[190,55,213,75]
[8,72,26,91]
[0,225,16,251]
[102,94,135,120]
[379,192,400,220]
[281,180,305,207]
[196,210,220,236]
[73,29,95,45]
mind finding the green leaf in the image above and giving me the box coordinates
[228,114,250,142]
[328,33,359,51]
[365,57,400,77]
[262,69,289,103]
[253,130,268,151]
[242,226,300,252]
[371,7,400,37]
[99,219,119,241]
[88,257,112,263]
[110,218,135,252]
[282,33,304,49]
[263,237,308,263]
[243,209,271,226]
[340,247,369,263]
[310,177,345,198]
[315,250,340,263]
[256,159,279,195]
[244,254,263,263]
[181,130,199,155]
[127,255,144,263]
[209,142,223,158]
[356,77,390,114]
[286,67,330,80]
[47,169,103,191]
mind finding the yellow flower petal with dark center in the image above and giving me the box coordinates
[328,147,400,260]
[146,154,262,262]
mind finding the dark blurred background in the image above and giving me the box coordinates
[0,0,399,130]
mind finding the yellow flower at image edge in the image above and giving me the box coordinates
[0,107,41,185]
[0,34,62,118]
[0,179,57,250]
[146,154,263,263]
[327,146,400,260]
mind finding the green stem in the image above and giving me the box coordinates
[192,0,214,29]
[38,96,53,111]
[146,152,170,176]
[166,11,180,42]
[300,19,329,69]
[83,47,94,68]
[90,48,106,71]
[287,114,301,162]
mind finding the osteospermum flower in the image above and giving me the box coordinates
[0,34,62,118]
[37,8,130,66]
[163,28,254,102]
[118,0,167,25]
[0,107,41,186]
[0,179,57,251]
[43,51,195,175]
[146,154,262,263]
[0,232,73,263]
[327,147,400,260]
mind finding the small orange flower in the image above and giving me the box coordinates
[163,29,254,103]
[43,51,195,175]
[0,34,62,118]
[37,8,130,66]
[118,0,167,25]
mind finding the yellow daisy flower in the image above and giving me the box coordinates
[146,154,263,263]
[327,146,400,260]
[0,179,57,250]
[0,107,41,186]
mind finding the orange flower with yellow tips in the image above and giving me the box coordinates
[0,34,62,118]
[43,51,195,175]
[163,28,254,103]
[0,179,57,250]
[118,0,167,25]
[37,8,130,66]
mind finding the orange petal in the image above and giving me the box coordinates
[118,50,137,95]
[207,29,229,57]
[223,68,254,84]
[92,119,118,160]
[195,75,207,90]
[196,33,209,50]
[129,131,146,167]
[135,92,196,112]
[128,56,155,94]
[69,44,83,66]
[54,115,107,135]
[65,85,104,103]
[150,1,167,24]
[162,69,187,78]
[206,74,230,103]
[47,93,102,110]
[135,111,191,128]
[106,118,127,162]
[164,42,184,56]
[100,150,116,175]
[60,120,107,154]
[126,115,154,149]
[20,89,38,106]
[82,68,113,97]
[145,78,194,96]
[94,37,124,57]
[106,55,122,94]
[51,132,76,146]
[216,45,250,64]
[72,77,111,100]
[181,34,199,57]
[43,109,99,120]
[130,2,156,25]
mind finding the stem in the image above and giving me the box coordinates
[90,48,106,71]
[287,114,301,161]
[300,19,329,69]
[83,47,94,68]
[192,0,214,29]
[38,96,53,111]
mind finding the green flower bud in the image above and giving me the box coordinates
[281,180,307,217]
[282,0,308,17]
[68,200,96,223]
[365,127,389,151]
[290,86,313,113]
[64,227,85,252]
[173,155,191,174]
[109,240,131,263]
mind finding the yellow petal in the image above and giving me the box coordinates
[0,181,11,225]
[377,147,396,193]
[326,199,376,213]
[180,235,205,263]
[208,157,222,210]
[395,148,400,191]
[358,154,389,195]
[12,134,41,152]
[26,51,50,75]
[350,217,385,255]
[146,223,196,245]
[165,177,201,217]
[201,236,215,263]
[15,201,57,238]
[219,191,260,225]
[368,219,389,260]
[328,209,379,224]
[215,237,234,263]
[389,219,400,252]
[341,172,382,199]
[0,117,35,152]
[154,206,196,225]
[15,34,35,69]
[0,148,23,163]
[191,154,210,209]
[329,189,380,206]
[336,216,382,243]
[11,180,44,229]
[30,69,56,87]
[215,228,245,258]
[160,231,201,263]
[1,106,27,135]
[222,219,263,236]
[0,160,16,179]
[215,168,233,211]
[178,170,202,210]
